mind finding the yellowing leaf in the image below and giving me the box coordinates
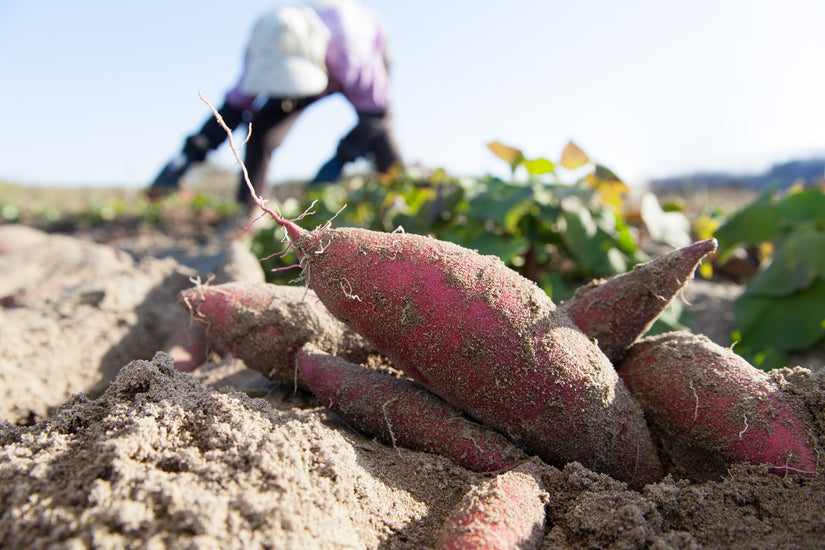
[378,164,403,185]
[787,181,806,195]
[585,164,629,211]
[560,141,589,169]
[486,141,524,169]
[522,157,555,176]
[586,175,629,211]
[758,241,774,261]
[430,167,450,185]
[692,213,720,241]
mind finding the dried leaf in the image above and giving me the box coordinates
[561,141,589,169]
[487,141,524,171]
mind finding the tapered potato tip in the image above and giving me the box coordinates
[562,238,718,363]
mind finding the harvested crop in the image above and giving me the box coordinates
[178,281,374,388]
[618,331,818,480]
[435,460,548,550]
[274,220,662,487]
[562,238,717,363]
[204,96,662,486]
[296,344,528,472]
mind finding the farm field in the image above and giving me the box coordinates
[1,174,823,549]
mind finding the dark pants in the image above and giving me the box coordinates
[336,110,403,172]
[185,96,404,207]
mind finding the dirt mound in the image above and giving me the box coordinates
[0,231,196,423]
[3,353,823,548]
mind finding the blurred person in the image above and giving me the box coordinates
[148,0,403,210]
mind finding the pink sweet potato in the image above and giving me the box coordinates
[178,281,374,388]
[435,461,548,550]
[274,220,662,487]
[562,238,717,363]
[618,331,818,479]
[296,344,529,472]
[203,99,661,485]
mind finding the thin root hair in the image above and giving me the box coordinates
[340,278,362,301]
[294,200,319,222]
[260,244,296,262]
[319,203,348,232]
[270,263,302,273]
[738,415,749,439]
[199,91,285,225]
[382,398,401,456]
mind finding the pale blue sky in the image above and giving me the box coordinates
[2,0,824,188]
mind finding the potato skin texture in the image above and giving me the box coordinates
[563,238,717,363]
[618,331,818,480]
[291,226,663,487]
[296,345,529,473]
[436,461,548,550]
[178,282,373,388]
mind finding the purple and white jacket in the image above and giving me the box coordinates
[226,0,391,114]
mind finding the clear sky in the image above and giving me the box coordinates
[2,0,824,188]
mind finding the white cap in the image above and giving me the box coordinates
[240,6,331,97]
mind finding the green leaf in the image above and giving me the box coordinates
[731,343,789,371]
[640,192,692,247]
[593,164,622,183]
[744,229,825,297]
[559,204,612,274]
[734,277,825,351]
[604,246,631,274]
[613,215,645,257]
[467,233,529,264]
[540,272,573,301]
[469,185,534,232]
[714,189,780,254]
[648,299,690,336]
[778,187,825,226]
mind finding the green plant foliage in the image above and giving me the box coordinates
[640,192,692,248]
[716,185,825,369]
[0,180,240,232]
[714,189,781,260]
[252,144,654,305]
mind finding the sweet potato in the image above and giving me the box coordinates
[562,238,717,363]
[435,461,548,550]
[296,344,529,472]
[202,99,661,485]
[275,220,662,486]
[178,281,374,388]
[618,331,818,480]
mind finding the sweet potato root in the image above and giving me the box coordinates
[201,98,661,485]
[562,238,717,363]
[618,331,818,479]
[435,461,548,550]
[275,221,662,487]
[296,344,529,472]
[178,281,374,388]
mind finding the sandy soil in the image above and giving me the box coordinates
[1,222,824,549]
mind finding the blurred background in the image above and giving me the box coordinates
[2,0,824,189]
